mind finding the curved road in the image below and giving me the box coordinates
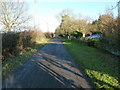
[3,37,92,88]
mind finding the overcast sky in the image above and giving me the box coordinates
[26,0,118,32]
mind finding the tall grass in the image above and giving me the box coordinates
[64,40,120,89]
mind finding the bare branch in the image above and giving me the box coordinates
[0,0,30,32]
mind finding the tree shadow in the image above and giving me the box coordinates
[39,54,85,79]
[30,52,90,88]
[36,60,81,88]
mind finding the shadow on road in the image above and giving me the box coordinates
[31,53,85,88]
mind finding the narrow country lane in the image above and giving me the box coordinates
[2,37,92,88]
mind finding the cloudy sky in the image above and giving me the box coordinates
[26,0,118,32]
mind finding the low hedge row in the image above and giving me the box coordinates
[2,30,45,61]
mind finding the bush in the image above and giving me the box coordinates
[59,34,64,37]
[86,39,95,47]
[2,30,45,61]
[26,30,45,43]
[71,31,83,38]
[85,39,104,48]
[44,32,54,38]
[94,41,104,49]
[2,32,20,59]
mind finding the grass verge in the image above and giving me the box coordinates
[2,39,49,78]
[64,40,120,89]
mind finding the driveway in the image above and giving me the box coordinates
[2,37,92,88]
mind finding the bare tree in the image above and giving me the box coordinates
[0,0,30,32]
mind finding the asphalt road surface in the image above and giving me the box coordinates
[2,37,92,88]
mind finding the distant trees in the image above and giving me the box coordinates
[55,8,120,52]
[0,0,30,32]
[56,9,74,35]
[59,15,74,34]
[55,9,90,38]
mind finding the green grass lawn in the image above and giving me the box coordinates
[2,39,49,78]
[64,40,120,89]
